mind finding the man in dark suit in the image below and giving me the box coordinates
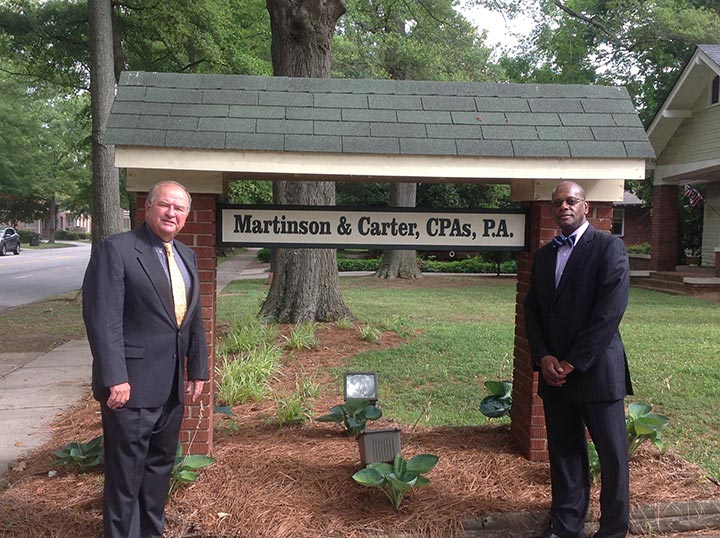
[83,180,208,537]
[524,181,632,538]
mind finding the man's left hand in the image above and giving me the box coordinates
[187,380,204,402]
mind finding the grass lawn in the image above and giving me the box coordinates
[219,276,720,482]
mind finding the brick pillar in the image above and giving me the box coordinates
[511,201,614,461]
[651,184,679,272]
[136,193,216,456]
[715,249,720,278]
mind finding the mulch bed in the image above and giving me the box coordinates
[1,323,718,538]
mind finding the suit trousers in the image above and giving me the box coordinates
[543,396,629,538]
[101,398,184,538]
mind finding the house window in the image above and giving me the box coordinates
[711,75,720,105]
[612,208,625,236]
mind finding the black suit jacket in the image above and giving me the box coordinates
[524,224,633,402]
[83,224,208,408]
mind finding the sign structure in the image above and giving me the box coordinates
[218,205,528,251]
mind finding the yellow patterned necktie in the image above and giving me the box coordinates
[163,242,187,325]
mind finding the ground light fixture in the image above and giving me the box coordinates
[344,372,378,405]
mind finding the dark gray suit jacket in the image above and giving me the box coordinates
[524,224,633,402]
[83,224,208,408]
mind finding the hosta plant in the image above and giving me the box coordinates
[169,443,215,496]
[316,398,382,436]
[52,435,103,472]
[626,402,670,456]
[352,453,439,509]
[479,380,512,418]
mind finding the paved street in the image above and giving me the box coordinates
[0,242,91,312]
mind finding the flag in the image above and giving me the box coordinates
[684,185,704,208]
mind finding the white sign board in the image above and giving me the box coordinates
[218,205,528,250]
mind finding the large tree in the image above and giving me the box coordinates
[260,0,352,323]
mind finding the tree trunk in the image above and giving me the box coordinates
[47,195,57,244]
[261,0,352,323]
[375,182,423,279]
[88,0,122,246]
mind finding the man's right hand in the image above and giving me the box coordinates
[539,355,569,387]
[107,382,131,409]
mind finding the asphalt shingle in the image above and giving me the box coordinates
[105,71,654,160]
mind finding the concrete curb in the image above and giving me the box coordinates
[461,499,720,536]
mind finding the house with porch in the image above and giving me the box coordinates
[647,44,720,282]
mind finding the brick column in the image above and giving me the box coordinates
[651,184,679,272]
[511,201,614,461]
[136,193,217,456]
[715,249,720,278]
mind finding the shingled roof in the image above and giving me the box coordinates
[106,71,654,161]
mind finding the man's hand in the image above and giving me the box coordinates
[107,382,130,409]
[539,356,574,387]
[187,380,204,402]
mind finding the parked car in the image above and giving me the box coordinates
[0,227,21,256]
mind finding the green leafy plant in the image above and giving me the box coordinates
[587,402,670,481]
[316,398,382,436]
[52,435,103,472]
[626,402,670,456]
[284,323,318,350]
[358,324,382,342]
[169,443,215,496]
[378,315,413,337]
[479,380,512,418]
[352,453,439,509]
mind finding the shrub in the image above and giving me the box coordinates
[17,230,40,245]
[626,243,651,255]
[337,258,381,272]
[256,248,271,263]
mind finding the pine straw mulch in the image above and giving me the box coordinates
[1,324,719,538]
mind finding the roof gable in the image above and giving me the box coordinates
[647,45,720,158]
[106,71,653,161]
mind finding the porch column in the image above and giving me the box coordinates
[511,200,614,461]
[651,184,679,271]
[135,193,217,456]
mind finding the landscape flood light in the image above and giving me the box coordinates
[344,372,378,404]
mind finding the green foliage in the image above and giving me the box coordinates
[275,371,320,427]
[335,316,355,330]
[419,255,517,274]
[587,402,671,481]
[52,435,103,472]
[16,230,40,245]
[626,402,670,456]
[228,180,273,205]
[336,255,518,274]
[283,323,318,350]
[626,243,651,255]
[221,316,278,356]
[256,248,271,263]
[479,380,513,418]
[169,443,215,497]
[316,398,383,436]
[359,324,382,342]
[377,315,413,337]
[215,343,282,405]
[352,453,439,509]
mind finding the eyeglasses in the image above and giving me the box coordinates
[550,197,585,208]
